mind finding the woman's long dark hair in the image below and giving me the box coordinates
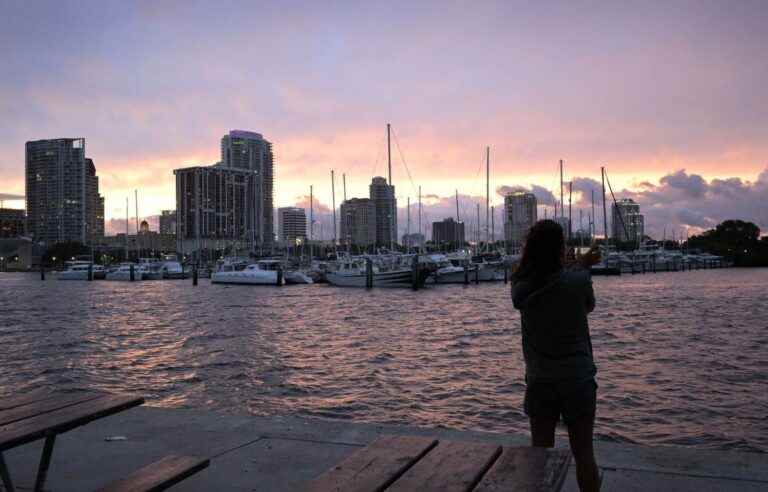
[513,219,565,285]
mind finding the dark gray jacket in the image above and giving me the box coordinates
[512,267,597,384]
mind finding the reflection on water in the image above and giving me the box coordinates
[1,269,767,452]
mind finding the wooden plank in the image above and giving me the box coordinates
[0,394,144,451]
[474,447,571,492]
[306,435,438,492]
[0,392,105,426]
[0,389,57,411]
[97,455,210,492]
[387,440,502,492]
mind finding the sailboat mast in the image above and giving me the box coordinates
[386,123,394,251]
[591,189,596,241]
[309,185,314,241]
[568,181,573,240]
[560,159,564,219]
[476,202,480,252]
[455,189,460,249]
[331,170,336,245]
[418,185,422,248]
[406,196,411,252]
[125,196,129,260]
[342,173,347,202]
[601,167,609,246]
[486,146,490,246]
[491,205,495,246]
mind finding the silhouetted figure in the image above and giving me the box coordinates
[512,219,602,492]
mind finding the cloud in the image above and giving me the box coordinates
[0,193,24,200]
[293,194,330,214]
[614,168,768,236]
[496,184,556,206]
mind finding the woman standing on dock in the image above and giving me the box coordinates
[512,220,602,492]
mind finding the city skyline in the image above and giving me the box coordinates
[1,2,766,238]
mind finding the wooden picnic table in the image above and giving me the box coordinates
[0,389,144,492]
[306,435,570,492]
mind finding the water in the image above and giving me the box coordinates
[1,269,767,453]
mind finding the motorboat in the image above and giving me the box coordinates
[426,254,470,284]
[105,263,147,281]
[161,260,187,279]
[57,261,105,280]
[326,254,428,288]
[138,258,164,280]
[284,269,314,284]
[211,259,281,285]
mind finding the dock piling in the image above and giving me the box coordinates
[277,266,283,286]
[129,264,135,282]
[463,265,469,285]
[40,264,45,281]
[411,255,419,291]
[192,265,198,286]
[365,258,373,289]
[87,264,93,281]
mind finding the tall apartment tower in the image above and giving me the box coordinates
[612,198,644,243]
[504,191,537,248]
[340,198,376,248]
[174,164,261,254]
[220,130,274,245]
[85,158,105,241]
[25,138,103,245]
[369,177,397,247]
[278,207,307,243]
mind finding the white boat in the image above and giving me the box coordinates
[161,260,187,279]
[57,261,105,280]
[426,254,471,284]
[105,263,147,281]
[139,259,164,280]
[284,270,314,284]
[211,259,280,285]
[326,255,424,288]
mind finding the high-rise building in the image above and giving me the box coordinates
[340,198,376,248]
[25,138,103,245]
[85,158,105,241]
[369,177,397,247]
[159,210,177,235]
[0,208,25,238]
[612,198,644,243]
[174,164,264,254]
[504,191,537,247]
[278,207,307,243]
[432,217,465,246]
[220,130,274,244]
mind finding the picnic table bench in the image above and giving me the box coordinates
[306,435,570,492]
[0,389,208,492]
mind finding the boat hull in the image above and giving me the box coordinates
[284,271,313,284]
[211,271,279,285]
[326,269,424,288]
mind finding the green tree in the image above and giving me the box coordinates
[687,220,767,266]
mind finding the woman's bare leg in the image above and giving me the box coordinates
[567,415,600,492]
[529,416,557,447]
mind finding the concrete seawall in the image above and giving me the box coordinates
[4,406,767,491]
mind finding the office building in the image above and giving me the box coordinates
[432,217,465,246]
[159,210,177,235]
[174,164,264,254]
[504,191,537,246]
[612,198,645,243]
[340,198,376,248]
[220,130,274,244]
[369,177,397,247]
[25,138,103,245]
[0,208,25,238]
[278,207,307,243]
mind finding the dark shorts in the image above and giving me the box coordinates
[524,378,597,424]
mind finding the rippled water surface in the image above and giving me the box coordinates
[1,269,767,452]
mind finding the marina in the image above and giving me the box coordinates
[2,268,766,454]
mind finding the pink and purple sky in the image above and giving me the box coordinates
[1,1,766,238]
